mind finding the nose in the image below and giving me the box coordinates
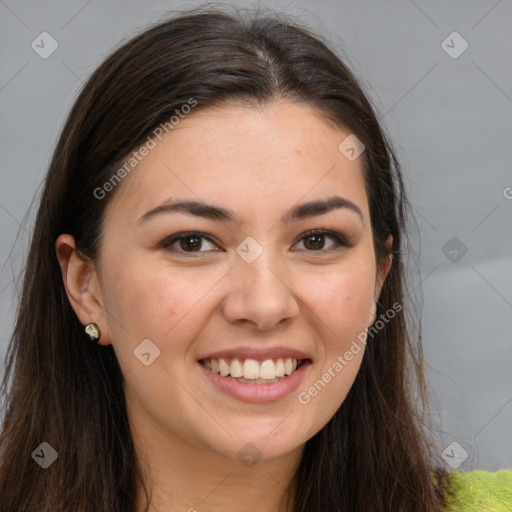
[221,248,299,331]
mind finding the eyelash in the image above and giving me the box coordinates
[159,229,354,257]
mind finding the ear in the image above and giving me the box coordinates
[369,234,394,325]
[55,234,111,346]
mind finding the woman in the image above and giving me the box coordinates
[0,6,510,512]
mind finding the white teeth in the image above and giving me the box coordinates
[219,358,230,377]
[201,357,303,381]
[243,359,260,379]
[230,358,243,378]
[259,359,275,379]
[236,377,280,384]
[275,359,285,377]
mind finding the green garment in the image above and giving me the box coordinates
[446,470,512,511]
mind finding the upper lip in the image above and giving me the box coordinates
[198,346,311,361]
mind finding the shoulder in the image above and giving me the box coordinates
[444,469,512,512]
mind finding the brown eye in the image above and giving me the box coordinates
[293,230,352,253]
[303,233,326,250]
[161,232,219,254]
[177,235,203,252]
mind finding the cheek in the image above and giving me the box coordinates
[295,268,374,433]
[102,259,226,351]
[301,263,376,342]
[104,268,177,337]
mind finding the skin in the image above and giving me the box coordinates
[56,99,392,512]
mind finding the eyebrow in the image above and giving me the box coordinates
[137,195,364,226]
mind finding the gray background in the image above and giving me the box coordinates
[1,0,511,470]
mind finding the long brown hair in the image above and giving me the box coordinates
[0,6,451,511]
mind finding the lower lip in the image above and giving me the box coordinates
[198,361,311,403]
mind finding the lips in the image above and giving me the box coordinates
[197,346,312,402]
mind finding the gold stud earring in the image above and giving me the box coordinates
[84,323,100,343]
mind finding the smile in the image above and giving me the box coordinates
[199,357,305,383]
[198,355,311,403]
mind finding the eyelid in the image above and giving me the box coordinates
[159,231,220,255]
[159,229,354,255]
[292,229,354,252]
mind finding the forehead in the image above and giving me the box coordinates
[104,99,369,224]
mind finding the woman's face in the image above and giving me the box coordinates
[82,99,391,462]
